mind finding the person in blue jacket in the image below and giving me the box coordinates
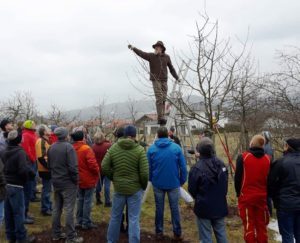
[147,126,187,241]
[188,137,228,243]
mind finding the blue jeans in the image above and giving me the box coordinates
[76,188,95,227]
[153,187,182,236]
[196,217,228,243]
[41,178,52,213]
[30,162,38,201]
[0,200,4,226]
[107,189,143,243]
[277,210,300,243]
[23,179,32,217]
[96,176,111,204]
[5,185,27,241]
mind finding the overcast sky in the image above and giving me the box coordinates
[0,0,299,111]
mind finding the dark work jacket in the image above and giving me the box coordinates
[1,145,35,187]
[169,134,181,147]
[48,141,78,189]
[133,48,179,81]
[188,155,228,219]
[268,150,300,211]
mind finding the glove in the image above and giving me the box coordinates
[128,44,133,50]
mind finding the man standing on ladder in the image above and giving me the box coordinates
[128,41,180,125]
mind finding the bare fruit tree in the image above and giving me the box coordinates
[268,47,300,127]
[170,14,247,130]
[47,104,67,125]
[0,91,38,122]
[127,97,138,125]
[93,97,107,129]
[261,46,300,145]
[226,58,269,151]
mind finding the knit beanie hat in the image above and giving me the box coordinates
[23,120,35,130]
[286,138,300,151]
[71,131,84,142]
[49,125,58,132]
[115,127,125,138]
[196,137,215,156]
[0,118,12,131]
[124,125,137,137]
[7,130,22,146]
[250,135,265,148]
[54,127,69,140]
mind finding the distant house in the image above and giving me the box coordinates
[105,119,131,129]
[135,102,229,135]
[135,114,159,135]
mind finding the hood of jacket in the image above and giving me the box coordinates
[22,128,36,136]
[4,145,24,158]
[117,138,138,150]
[196,156,223,185]
[249,147,265,158]
[154,138,172,148]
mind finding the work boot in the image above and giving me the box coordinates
[104,202,112,208]
[52,232,67,241]
[16,235,36,243]
[30,198,40,203]
[65,236,84,243]
[96,198,103,205]
[24,217,34,225]
[41,210,52,216]
[158,118,167,126]
[82,222,98,230]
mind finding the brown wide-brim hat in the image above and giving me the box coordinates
[152,41,166,52]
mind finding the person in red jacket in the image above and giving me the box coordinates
[234,135,271,243]
[48,125,58,145]
[92,131,112,206]
[21,120,38,224]
[71,131,99,230]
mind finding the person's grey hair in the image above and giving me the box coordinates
[94,131,105,144]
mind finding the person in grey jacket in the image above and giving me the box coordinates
[48,127,83,243]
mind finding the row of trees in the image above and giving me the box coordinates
[0,92,140,131]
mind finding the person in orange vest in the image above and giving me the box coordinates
[234,135,271,243]
[36,125,52,216]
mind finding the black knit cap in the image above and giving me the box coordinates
[114,127,125,139]
[71,131,84,142]
[286,138,300,151]
[0,118,12,131]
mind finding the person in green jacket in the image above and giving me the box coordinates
[102,125,149,243]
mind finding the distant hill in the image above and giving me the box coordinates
[65,95,204,121]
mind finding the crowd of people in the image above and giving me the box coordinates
[0,117,299,243]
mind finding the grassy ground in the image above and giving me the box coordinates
[0,133,280,242]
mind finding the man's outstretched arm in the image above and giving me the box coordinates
[167,57,179,80]
[128,44,151,61]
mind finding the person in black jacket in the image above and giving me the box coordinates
[268,138,300,243]
[2,130,36,243]
[188,137,228,243]
[169,126,181,147]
